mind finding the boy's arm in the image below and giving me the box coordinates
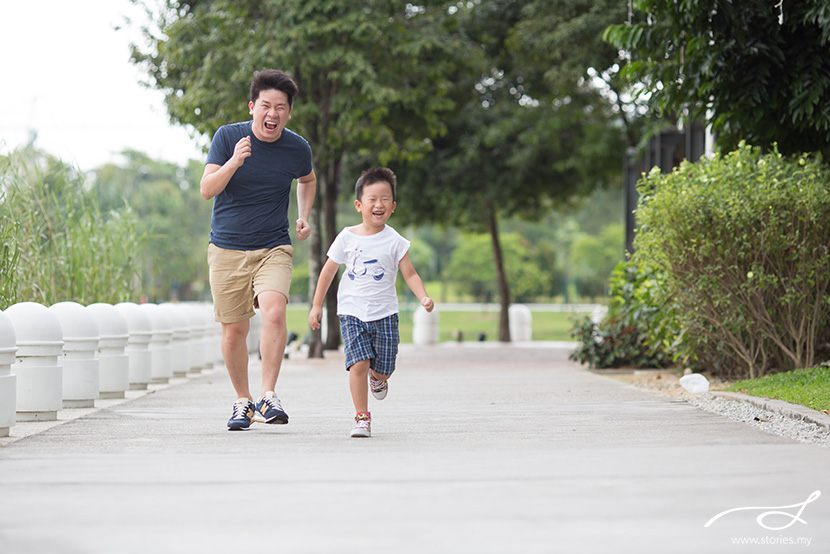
[399,252,434,312]
[308,258,340,330]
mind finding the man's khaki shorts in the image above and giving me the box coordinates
[207,243,294,323]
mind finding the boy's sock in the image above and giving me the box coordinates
[351,411,371,438]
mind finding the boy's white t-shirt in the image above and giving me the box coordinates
[327,225,411,322]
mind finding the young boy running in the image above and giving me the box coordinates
[308,167,434,438]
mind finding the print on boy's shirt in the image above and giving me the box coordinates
[347,248,386,282]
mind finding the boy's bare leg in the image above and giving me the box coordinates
[349,359,371,413]
[222,319,252,400]
[257,291,288,398]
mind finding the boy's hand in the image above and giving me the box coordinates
[308,306,323,330]
[421,296,435,313]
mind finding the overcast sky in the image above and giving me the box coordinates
[0,0,206,172]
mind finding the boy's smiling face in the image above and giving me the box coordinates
[356,181,396,231]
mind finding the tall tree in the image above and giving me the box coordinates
[604,0,830,158]
[130,0,466,355]
[396,0,625,340]
[504,0,643,146]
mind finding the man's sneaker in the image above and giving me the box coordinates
[228,398,255,431]
[369,374,388,400]
[256,391,289,424]
[351,412,371,438]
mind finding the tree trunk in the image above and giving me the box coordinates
[487,204,511,342]
[307,173,325,359]
[324,156,342,350]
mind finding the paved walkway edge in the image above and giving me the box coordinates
[0,367,223,447]
[711,390,830,431]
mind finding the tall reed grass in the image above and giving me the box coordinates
[0,149,143,309]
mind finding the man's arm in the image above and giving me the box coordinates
[199,136,252,200]
[295,169,317,241]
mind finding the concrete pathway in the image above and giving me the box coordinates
[1,343,828,553]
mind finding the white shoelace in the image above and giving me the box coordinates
[232,400,251,418]
[261,395,282,412]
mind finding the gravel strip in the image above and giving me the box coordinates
[687,392,830,448]
[604,370,830,448]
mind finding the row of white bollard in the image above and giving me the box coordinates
[0,301,221,437]
[0,302,531,435]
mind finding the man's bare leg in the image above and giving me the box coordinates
[222,319,252,400]
[256,291,288,397]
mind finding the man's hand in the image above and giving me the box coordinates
[296,217,311,241]
[231,136,252,168]
[421,296,435,313]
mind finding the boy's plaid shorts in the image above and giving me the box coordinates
[338,314,399,376]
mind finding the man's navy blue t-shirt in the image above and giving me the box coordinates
[206,121,313,250]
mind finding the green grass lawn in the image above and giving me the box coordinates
[285,305,587,344]
[723,364,830,412]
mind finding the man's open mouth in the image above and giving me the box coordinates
[265,121,278,131]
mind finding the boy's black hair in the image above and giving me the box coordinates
[355,167,397,202]
[250,69,299,107]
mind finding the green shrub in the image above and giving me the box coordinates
[635,143,830,379]
[569,260,673,369]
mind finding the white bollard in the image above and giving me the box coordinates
[4,302,64,421]
[159,303,191,377]
[49,302,100,408]
[509,304,533,342]
[183,303,206,373]
[0,311,18,436]
[114,302,153,390]
[85,303,130,399]
[138,303,173,384]
[412,306,440,345]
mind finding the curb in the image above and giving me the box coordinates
[711,391,830,432]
